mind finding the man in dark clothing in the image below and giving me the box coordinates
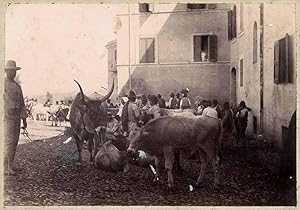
[169,93,178,109]
[4,60,28,175]
[157,94,166,108]
[212,99,222,119]
[236,101,251,147]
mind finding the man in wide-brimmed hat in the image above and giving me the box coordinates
[4,60,28,175]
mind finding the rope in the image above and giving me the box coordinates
[21,128,77,167]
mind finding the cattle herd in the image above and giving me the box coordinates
[24,80,224,189]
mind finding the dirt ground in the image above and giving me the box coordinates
[4,119,296,206]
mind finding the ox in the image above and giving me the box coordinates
[69,80,114,165]
[31,103,50,121]
[48,106,70,127]
[127,115,223,188]
[95,140,129,172]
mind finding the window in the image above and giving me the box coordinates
[187,4,216,10]
[228,5,237,40]
[274,34,292,84]
[253,22,258,63]
[193,35,217,62]
[240,4,244,32]
[240,59,243,87]
[114,50,117,63]
[139,3,149,12]
[139,38,155,63]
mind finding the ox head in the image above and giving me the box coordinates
[126,126,150,156]
[73,79,114,133]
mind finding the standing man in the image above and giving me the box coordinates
[168,93,177,109]
[4,60,28,175]
[121,90,140,136]
[157,94,166,108]
[236,101,251,147]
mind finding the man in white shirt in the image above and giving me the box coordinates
[202,100,218,119]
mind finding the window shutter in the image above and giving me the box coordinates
[228,10,232,40]
[285,34,291,83]
[279,37,287,82]
[274,40,280,84]
[147,38,155,63]
[209,35,217,62]
[193,36,202,62]
[232,6,237,38]
[208,4,216,9]
[140,38,147,63]
[148,4,154,12]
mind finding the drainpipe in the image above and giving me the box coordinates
[128,4,132,90]
[259,3,264,134]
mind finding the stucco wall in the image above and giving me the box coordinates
[230,4,261,137]
[117,6,230,66]
[230,3,296,147]
[106,42,118,103]
[263,4,296,148]
[117,63,230,106]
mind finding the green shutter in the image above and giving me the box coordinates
[274,40,280,84]
[209,35,217,62]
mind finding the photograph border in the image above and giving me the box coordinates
[0,0,299,209]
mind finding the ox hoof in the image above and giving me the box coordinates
[152,177,160,184]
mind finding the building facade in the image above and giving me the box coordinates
[229,3,296,148]
[110,3,231,105]
[105,40,118,103]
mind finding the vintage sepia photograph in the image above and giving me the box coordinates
[3,2,297,207]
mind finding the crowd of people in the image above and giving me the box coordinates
[105,88,252,148]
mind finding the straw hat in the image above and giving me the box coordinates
[5,60,21,71]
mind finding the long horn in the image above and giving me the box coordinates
[74,80,85,101]
[98,79,114,104]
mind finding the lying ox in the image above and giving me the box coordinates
[95,141,129,172]
[127,115,223,188]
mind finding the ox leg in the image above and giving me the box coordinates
[93,132,102,163]
[206,146,221,188]
[153,155,163,183]
[74,135,83,165]
[163,147,175,188]
[174,150,182,172]
[212,155,220,188]
[196,149,208,187]
[88,134,94,164]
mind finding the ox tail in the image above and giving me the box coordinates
[217,119,224,164]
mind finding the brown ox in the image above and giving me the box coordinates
[69,80,114,165]
[127,115,222,188]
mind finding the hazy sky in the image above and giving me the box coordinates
[5,4,126,97]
